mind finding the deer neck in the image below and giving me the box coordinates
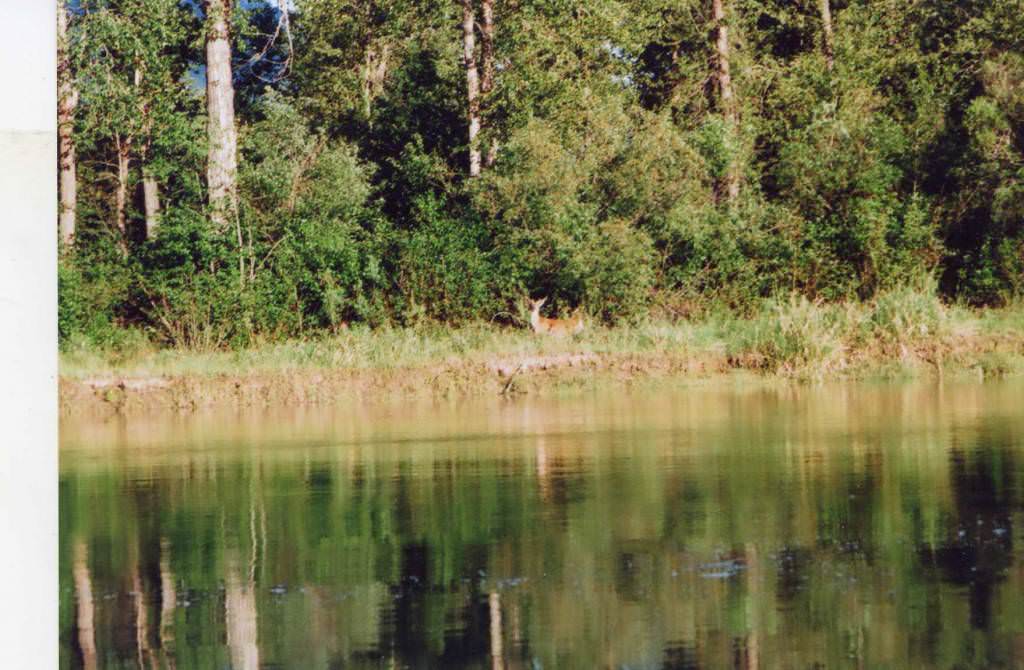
[530,308,542,332]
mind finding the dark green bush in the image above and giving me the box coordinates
[397,193,498,323]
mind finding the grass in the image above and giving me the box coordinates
[60,319,726,378]
[60,286,1024,385]
[723,286,1024,379]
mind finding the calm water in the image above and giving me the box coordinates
[60,381,1024,669]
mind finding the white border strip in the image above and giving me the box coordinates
[0,0,58,667]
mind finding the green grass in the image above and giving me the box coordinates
[721,285,1024,379]
[59,319,727,378]
[60,286,1024,382]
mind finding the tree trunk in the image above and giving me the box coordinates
[712,0,739,203]
[115,133,131,236]
[143,174,161,238]
[205,0,239,229]
[361,42,390,122]
[135,65,161,239]
[819,0,835,71]
[57,0,78,247]
[481,0,497,167]
[73,541,97,670]
[462,0,481,177]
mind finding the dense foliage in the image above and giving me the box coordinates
[58,0,1024,348]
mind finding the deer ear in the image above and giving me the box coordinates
[537,297,547,307]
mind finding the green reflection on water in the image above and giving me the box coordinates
[59,381,1024,669]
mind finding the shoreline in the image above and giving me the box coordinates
[59,350,734,416]
[59,329,1023,416]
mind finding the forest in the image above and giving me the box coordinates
[56,0,1024,350]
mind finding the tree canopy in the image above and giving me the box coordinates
[57,0,1024,348]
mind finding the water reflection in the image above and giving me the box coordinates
[59,381,1024,668]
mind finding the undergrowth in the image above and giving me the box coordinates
[60,286,1023,382]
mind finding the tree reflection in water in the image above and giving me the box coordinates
[59,382,1024,668]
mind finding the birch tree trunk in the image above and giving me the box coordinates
[135,66,161,239]
[712,0,740,203]
[205,0,239,229]
[481,0,497,167]
[361,42,390,122]
[142,174,161,238]
[819,0,835,71]
[462,0,481,177]
[57,0,78,247]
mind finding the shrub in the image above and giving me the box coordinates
[862,280,953,351]
[397,193,498,323]
[58,251,137,350]
[726,294,846,376]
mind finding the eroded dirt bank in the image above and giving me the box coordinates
[59,337,1023,416]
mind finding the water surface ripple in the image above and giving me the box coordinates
[60,380,1024,669]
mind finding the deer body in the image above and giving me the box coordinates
[529,297,584,336]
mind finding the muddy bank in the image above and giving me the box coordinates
[59,337,1023,416]
[60,351,733,416]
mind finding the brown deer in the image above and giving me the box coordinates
[529,297,584,336]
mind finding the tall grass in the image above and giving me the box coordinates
[60,284,1022,381]
[723,282,987,379]
[725,294,848,378]
[60,320,726,378]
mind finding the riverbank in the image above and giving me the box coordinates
[59,292,1024,415]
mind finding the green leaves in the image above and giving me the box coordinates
[58,0,1024,341]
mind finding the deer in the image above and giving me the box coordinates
[528,297,584,336]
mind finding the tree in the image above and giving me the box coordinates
[205,0,240,230]
[57,0,79,248]
[114,107,132,237]
[136,64,161,239]
[481,0,497,167]
[819,0,835,70]
[69,0,193,246]
[462,0,481,176]
[71,1,141,245]
[712,0,739,202]
[54,0,1024,341]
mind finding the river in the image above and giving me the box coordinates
[59,379,1024,668]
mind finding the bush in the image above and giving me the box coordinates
[727,294,846,376]
[577,220,656,323]
[58,252,137,350]
[474,102,702,323]
[58,262,91,346]
[397,194,498,323]
[862,280,953,351]
[146,272,250,349]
